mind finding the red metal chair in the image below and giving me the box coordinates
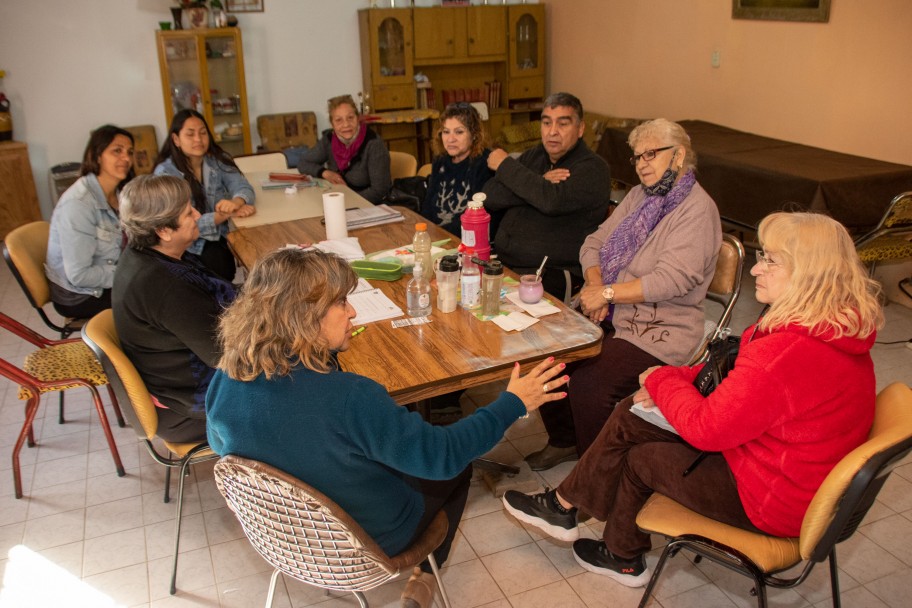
[0,312,125,498]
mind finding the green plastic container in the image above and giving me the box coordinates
[350,260,403,281]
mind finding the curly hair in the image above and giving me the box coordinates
[431,102,488,160]
[217,249,358,381]
[756,212,883,339]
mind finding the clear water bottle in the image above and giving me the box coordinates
[407,261,432,317]
[412,222,432,277]
[460,248,481,310]
[481,259,504,317]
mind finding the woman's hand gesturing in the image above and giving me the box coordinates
[506,357,569,414]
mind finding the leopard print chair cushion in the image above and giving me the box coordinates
[17,341,108,400]
[857,236,912,264]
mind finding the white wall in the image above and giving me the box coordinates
[0,0,367,217]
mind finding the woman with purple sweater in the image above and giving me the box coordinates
[524,118,722,471]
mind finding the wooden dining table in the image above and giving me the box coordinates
[227,208,603,405]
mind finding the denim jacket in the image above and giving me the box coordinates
[46,173,122,298]
[154,156,255,255]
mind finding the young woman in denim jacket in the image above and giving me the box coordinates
[154,109,255,281]
[46,125,135,318]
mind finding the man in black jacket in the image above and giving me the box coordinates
[483,92,611,298]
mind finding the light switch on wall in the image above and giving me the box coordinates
[711,50,721,68]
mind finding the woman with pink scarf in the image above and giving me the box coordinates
[297,94,391,204]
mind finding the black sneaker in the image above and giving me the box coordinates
[572,539,650,587]
[502,489,580,541]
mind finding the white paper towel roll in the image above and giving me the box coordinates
[322,191,348,240]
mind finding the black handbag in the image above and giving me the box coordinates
[383,176,428,212]
[683,331,740,476]
[692,332,740,397]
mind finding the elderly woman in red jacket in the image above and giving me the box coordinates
[502,212,883,587]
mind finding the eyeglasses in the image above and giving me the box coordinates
[629,146,675,165]
[755,250,781,269]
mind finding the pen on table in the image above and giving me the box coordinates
[351,326,366,337]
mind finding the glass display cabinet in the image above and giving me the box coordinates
[156,28,251,156]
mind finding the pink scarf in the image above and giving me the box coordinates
[331,124,367,173]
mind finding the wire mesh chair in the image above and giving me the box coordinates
[214,455,452,608]
[855,192,912,297]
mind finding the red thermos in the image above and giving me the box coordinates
[460,192,491,261]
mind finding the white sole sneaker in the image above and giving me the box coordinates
[501,494,580,542]
[572,551,651,587]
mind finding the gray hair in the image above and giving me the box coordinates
[120,174,191,248]
[628,118,697,172]
[543,92,584,123]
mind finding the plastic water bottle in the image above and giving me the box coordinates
[460,248,481,310]
[412,222,432,277]
[460,193,491,261]
[481,259,504,317]
[407,261,432,317]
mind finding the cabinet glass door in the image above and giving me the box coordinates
[164,38,204,115]
[378,17,407,78]
[514,15,539,73]
[205,34,244,156]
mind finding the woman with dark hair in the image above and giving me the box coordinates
[206,248,569,608]
[46,124,135,317]
[297,94,391,204]
[154,109,255,281]
[114,174,237,443]
[420,102,494,235]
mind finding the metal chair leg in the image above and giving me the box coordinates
[12,395,42,499]
[58,390,65,424]
[828,548,841,608]
[352,591,368,608]
[88,385,124,477]
[428,553,452,608]
[106,385,126,427]
[264,569,281,608]
[164,466,172,503]
[169,456,194,595]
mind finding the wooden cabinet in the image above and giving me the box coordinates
[156,28,251,156]
[359,9,415,111]
[0,142,42,239]
[413,6,506,64]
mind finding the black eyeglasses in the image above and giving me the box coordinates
[629,145,675,165]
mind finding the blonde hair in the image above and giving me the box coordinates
[217,249,358,381]
[757,212,883,339]
[628,118,697,173]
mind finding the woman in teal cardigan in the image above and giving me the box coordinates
[206,248,568,608]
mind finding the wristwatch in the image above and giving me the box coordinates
[602,285,615,304]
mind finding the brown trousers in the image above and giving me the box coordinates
[539,331,663,453]
[557,397,761,559]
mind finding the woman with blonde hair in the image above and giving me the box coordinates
[503,212,882,587]
[297,94,391,204]
[206,248,569,608]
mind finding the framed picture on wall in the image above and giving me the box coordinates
[226,0,264,12]
[732,0,830,23]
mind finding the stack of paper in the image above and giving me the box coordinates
[346,205,404,229]
[350,288,403,325]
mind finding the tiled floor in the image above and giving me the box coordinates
[1,259,912,608]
